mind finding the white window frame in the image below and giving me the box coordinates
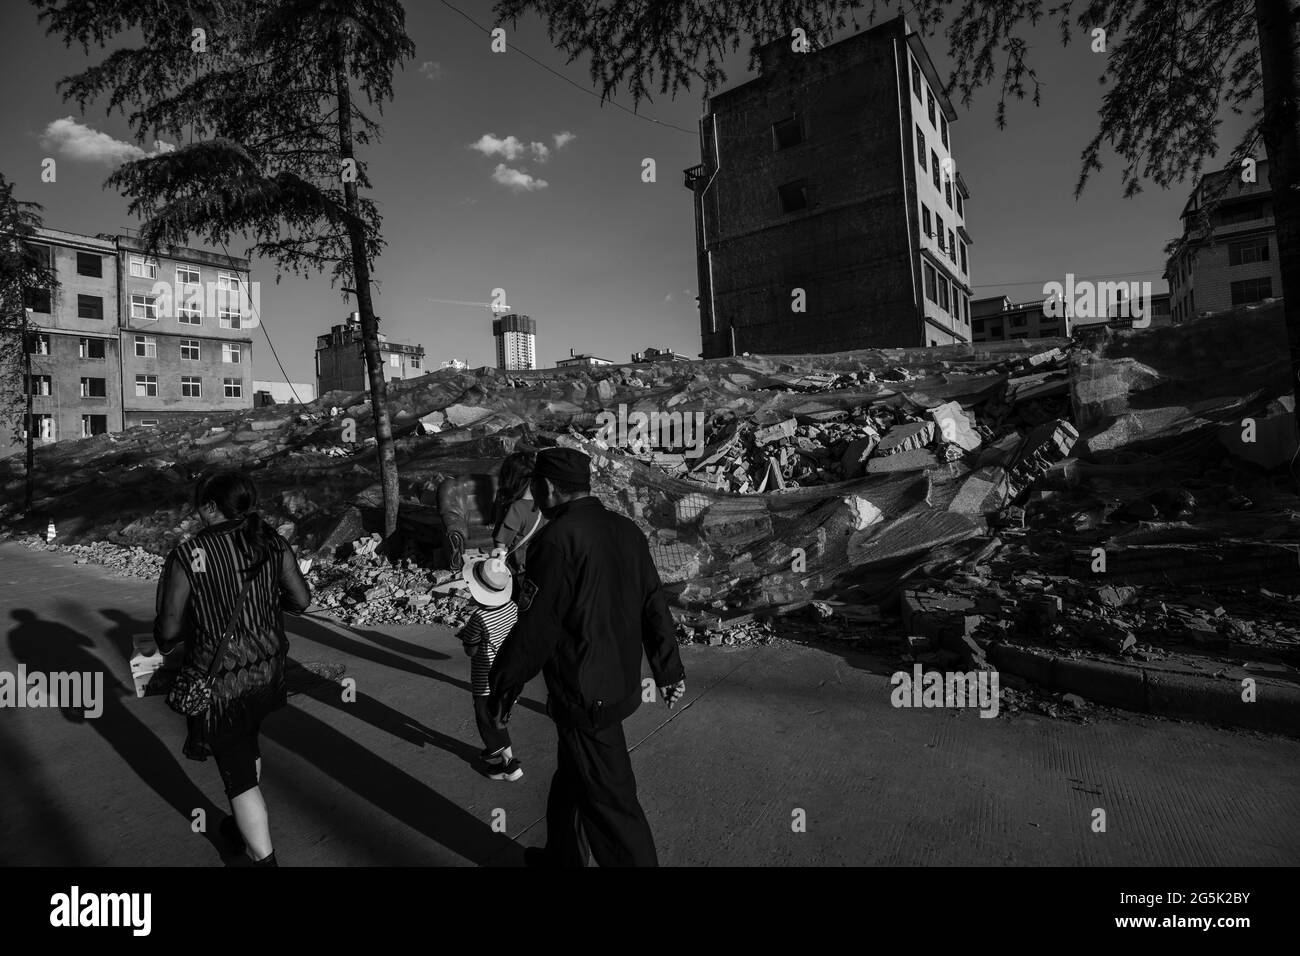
[218,308,242,329]
[134,335,156,358]
[222,343,242,363]
[27,414,56,441]
[135,374,158,398]
[131,293,158,321]
[181,376,203,398]
[389,354,400,368]
[129,254,158,279]
[140,419,160,427]
[176,265,201,286]
[180,338,201,361]
[223,378,243,398]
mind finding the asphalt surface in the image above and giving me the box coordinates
[2,540,1298,866]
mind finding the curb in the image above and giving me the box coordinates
[989,644,1300,738]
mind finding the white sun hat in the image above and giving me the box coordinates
[462,553,514,608]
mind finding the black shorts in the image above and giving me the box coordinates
[210,723,263,799]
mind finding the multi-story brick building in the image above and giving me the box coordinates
[1166,160,1282,324]
[11,229,124,457]
[116,234,254,429]
[315,312,426,395]
[5,228,257,458]
[492,313,537,370]
[684,15,973,358]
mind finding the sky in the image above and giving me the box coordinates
[0,2,1254,387]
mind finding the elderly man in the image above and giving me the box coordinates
[488,447,686,867]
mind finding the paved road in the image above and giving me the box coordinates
[2,540,1298,866]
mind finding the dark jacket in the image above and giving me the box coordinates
[489,496,685,730]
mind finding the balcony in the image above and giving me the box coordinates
[684,164,706,190]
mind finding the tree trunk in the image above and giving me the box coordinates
[333,34,400,541]
[1255,0,1300,456]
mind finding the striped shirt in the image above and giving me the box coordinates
[459,602,519,696]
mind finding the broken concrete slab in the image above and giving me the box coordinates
[876,421,936,456]
[928,401,980,452]
[866,448,937,473]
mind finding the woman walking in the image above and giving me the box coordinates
[154,471,310,866]
[491,451,542,585]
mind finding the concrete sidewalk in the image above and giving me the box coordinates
[2,540,1298,866]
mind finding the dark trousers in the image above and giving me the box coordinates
[543,719,658,867]
[473,696,512,755]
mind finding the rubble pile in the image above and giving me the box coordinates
[2,302,1298,685]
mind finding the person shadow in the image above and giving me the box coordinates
[8,608,234,865]
[100,608,526,865]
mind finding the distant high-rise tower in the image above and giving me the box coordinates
[493,313,537,370]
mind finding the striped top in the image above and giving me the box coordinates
[155,520,310,745]
[459,601,519,696]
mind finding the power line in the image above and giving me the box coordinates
[436,0,699,136]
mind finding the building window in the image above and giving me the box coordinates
[931,151,940,190]
[923,262,938,303]
[960,242,968,275]
[134,335,156,358]
[222,343,242,363]
[1230,277,1272,305]
[989,323,1003,337]
[27,374,52,396]
[25,286,51,313]
[135,374,158,397]
[916,126,926,169]
[1217,201,1266,227]
[772,115,802,150]
[130,293,158,321]
[79,337,106,360]
[911,58,921,100]
[1228,238,1270,266]
[937,276,950,313]
[77,294,104,320]
[29,332,51,355]
[77,252,103,277]
[921,203,932,238]
[181,376,203,398]
[944,177,953,208]
[129,254,158,278]
[926,88,935,127]
[777,181,808,214]
[974,317,985,333]
[178,298,202,324]
[389,354,400,368]
[25,414,55,441]
[955,191,964,218]
[223,378,242,398]
[79,377,106,398]
[940,115,949,149]
[937,220,945,252]
[948,230,957,263]
[181,338,201,361]
[81,415,108,437]
[219,308,242,329]
[411,355,421,368]
[176,265,200,286]
[140,419,159,427]
[217,270,242,292]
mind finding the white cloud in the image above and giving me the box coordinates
[469,133,528,161]
[419,60,442,80]
[41,117,176,167]
[492,164,548,192]
[664,293,674,303]
[530,141,550,162]
[553,131,576,149]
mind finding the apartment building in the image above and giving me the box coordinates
[116,235,254,428]
[555,350,613,368]
[684,15,973,358]
[1166,160,1282,323]
[492,313,537,371]
[970,295,1070,343]
[315,312,426,395]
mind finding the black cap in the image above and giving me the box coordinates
[534,447,591,487]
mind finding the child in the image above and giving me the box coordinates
[458,551,522,781]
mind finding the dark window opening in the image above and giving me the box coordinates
[777,181,808,214]
[78,294,103,320]
[1228,238,1270,266]
[772,116,802,150]
[1230,277,1272,305]
[76,252,102,277]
